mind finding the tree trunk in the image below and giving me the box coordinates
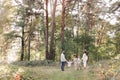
[28,16,32,61]
[27,33,31,61]
[84,0,92,51]
[49,0,57,60]
[45,0,49,59]
[61,0,65,50]
[21,22,25,61]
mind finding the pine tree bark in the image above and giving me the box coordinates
[49,0,57,60]
[21,20,25,61]
[61,0,65,50]
[45,0,49,60]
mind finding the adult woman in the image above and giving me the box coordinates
[82,51,88,68]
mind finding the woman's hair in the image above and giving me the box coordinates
[84,51,88,55]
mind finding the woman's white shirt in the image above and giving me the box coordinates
[82,53,88,62]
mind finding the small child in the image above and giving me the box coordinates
[67,60,73,68]
[77,56,81,70]
[73,54,78,70]
[73,54,81,70]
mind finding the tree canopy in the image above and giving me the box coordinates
[0,0,120,62]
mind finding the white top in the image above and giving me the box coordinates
[73,58,78,64]
[73,57,81,64]
[61,52,67,62]
[82,53,88,62]
[77,58,81,64]
[67,61,72,67]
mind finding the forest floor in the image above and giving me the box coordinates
[0,59,120,80]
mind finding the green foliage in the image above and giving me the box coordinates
[60,29,76,59]
[0,0,120,63]
[114,32,120,55]
[3,31,18,40]
[15,21,25,27]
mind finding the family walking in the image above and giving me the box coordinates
[60,50,88,71]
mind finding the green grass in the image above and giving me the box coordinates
[0,60,120,80]
[22,66,96,80]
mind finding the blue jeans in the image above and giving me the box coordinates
[61,61,66,71]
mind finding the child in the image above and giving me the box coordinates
[73,54,79,70]
[67,60,73,68]
[77,56,81,70]
[73,54,81,70]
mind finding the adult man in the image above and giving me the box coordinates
[61,51,67,71]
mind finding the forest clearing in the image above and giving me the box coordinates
[0,59,120,80]
[0,0,120,80]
